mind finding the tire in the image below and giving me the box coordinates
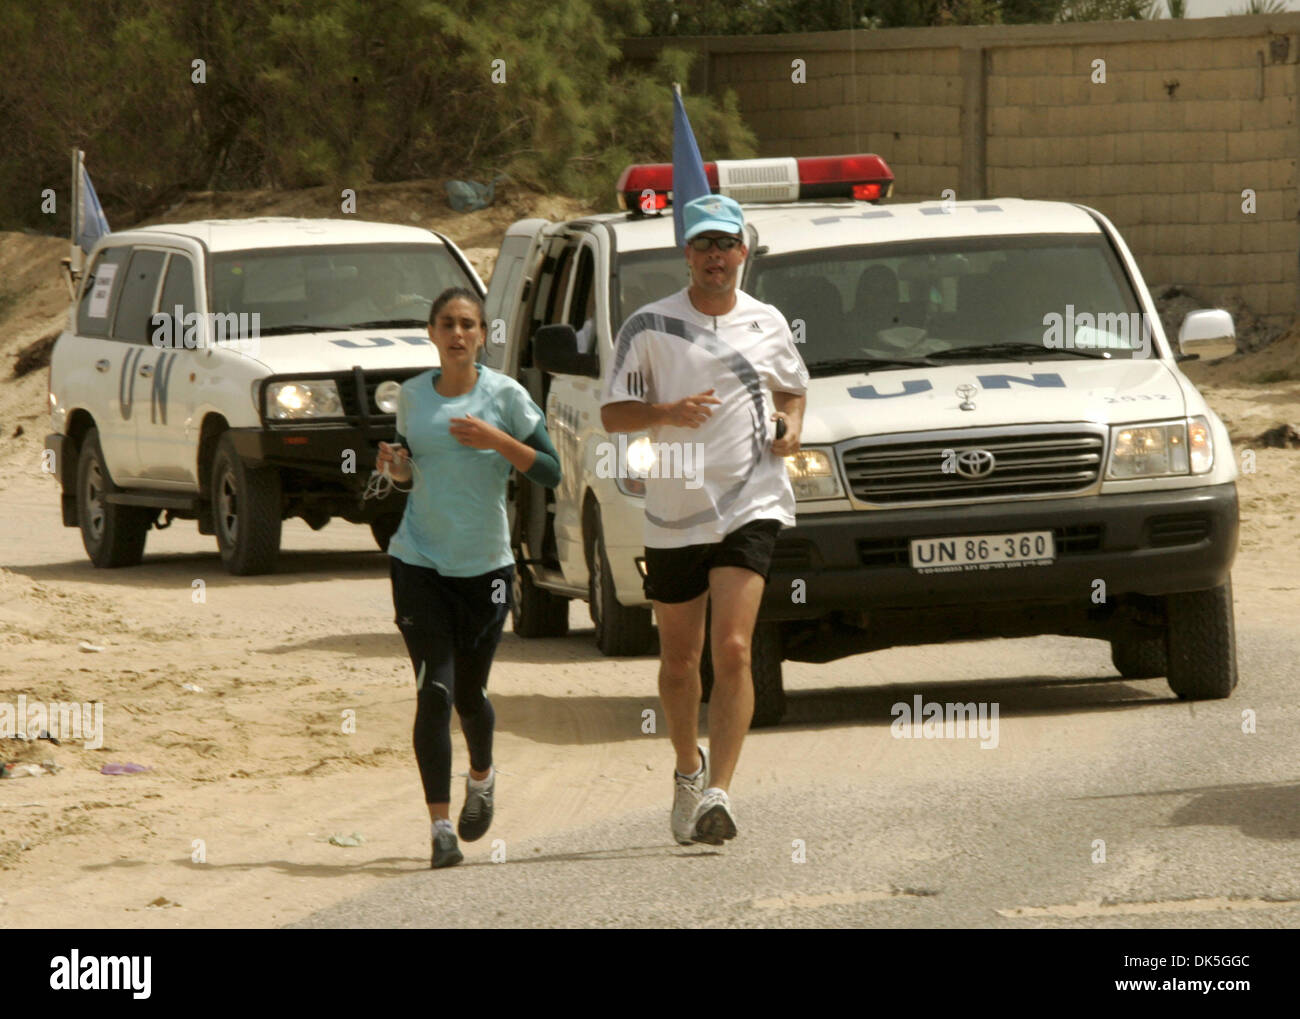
[511,561,570,637]
[370,514,402,551]
[700,611,787,727]
[588,513,656,656]
[76,427,152,568]
[1165,579,1238,700]
[211,433,282,575]
[1110,636,1168,679]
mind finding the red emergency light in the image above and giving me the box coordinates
[616,154,894,214]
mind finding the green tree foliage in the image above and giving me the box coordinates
[0,0,754,230]
[643,0,873,33]
[999,0,1068,23]
[862,0,1003,27]
[642,0,1008,31]
[1230,0,1289,13]
[638,0,1167,31]
[1057,0,1161,19]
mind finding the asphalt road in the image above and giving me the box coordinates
[291,623,1300,929]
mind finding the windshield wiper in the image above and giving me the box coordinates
[806,355,940,378]
[929,342,1114,361]
[346,319,430,329]
[256,323,360,337]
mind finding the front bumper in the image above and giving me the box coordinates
[226,424,391,480]
[46,432,77,525]
[763,482,1238,618]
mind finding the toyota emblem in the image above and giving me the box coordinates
[955,449,996,478]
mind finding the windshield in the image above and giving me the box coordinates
[209,243,474,333]
[750,234,1149,371]
[615,233,1149,368]
[614,250,689,330]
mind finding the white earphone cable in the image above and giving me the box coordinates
[362,452,420,501]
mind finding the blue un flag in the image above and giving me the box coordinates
[77,160,111,254]
[671,86,711,249]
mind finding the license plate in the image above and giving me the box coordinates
[910,530,1055,573]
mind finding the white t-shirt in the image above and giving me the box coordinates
[601,287,809,549]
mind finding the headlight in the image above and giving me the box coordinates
[1106,418,1210,478]
[375,380,402,414]
[265,379,343,420]
[625,436,655,475]
[785,449,844,500]
[616,435,654,497]
[1188,415,1214,473]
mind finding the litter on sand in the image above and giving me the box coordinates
[100,762,151,775]
[444,174,509,212]
[0,763,47,779]
[327,832,366,847]
[78,641,105,653]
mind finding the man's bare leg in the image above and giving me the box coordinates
[652,590,710,775]
[703,565,765,791]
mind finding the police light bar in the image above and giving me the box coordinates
[616,154,894,213]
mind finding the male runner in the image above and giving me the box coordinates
[600,193,808,845]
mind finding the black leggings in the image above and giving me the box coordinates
[390,556,512,804]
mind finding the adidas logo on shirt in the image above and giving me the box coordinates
[749,321,762,332]
[625,370,646,398]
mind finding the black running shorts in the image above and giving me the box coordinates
[643,518,782,604]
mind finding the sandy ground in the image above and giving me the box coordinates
[0,190,1297,928]
[0,446,1296,928]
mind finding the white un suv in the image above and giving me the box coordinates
[484,154,1240,725]
[46,217,483,574]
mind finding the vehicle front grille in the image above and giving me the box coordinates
[841,431,1105,505]
[337,367,428,420]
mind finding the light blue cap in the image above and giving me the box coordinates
[682,193,745,242]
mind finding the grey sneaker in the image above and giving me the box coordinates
[691,788,737,846]
[431,826,463,869]
[458,770,495,842]
[671,745,709,846]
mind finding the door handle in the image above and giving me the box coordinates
[138,363,154,379]
[95,359,110,372]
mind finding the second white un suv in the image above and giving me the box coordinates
[46,217,483,574]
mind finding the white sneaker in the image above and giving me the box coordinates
[691,787,737,846]
[670,745,709,845]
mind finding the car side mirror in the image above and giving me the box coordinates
[533,324,599,378]
[1178,309,1236,362]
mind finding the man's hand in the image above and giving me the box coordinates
[770,412,801,457]
[771,391,806,457]
[449,412,508,450]
[661,389,722,428]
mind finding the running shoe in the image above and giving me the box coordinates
[670,745,709,846]
[431,826,463,869]
[691,788,737,846]
[458,770,495,842]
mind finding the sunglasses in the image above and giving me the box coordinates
[688,235,743,252]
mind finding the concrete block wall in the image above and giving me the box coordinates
[624,15,1300,324]
[709,47,966,200]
